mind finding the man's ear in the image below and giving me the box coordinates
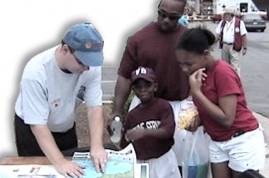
[62,44,70,54]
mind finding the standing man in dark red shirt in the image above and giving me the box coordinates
[110,0,190,171]
[113,0,189,115]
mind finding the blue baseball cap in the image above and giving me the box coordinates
[63,22,104,66]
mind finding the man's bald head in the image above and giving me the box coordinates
[157,0,186,32]
[158,0,186,10]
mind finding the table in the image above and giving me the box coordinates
[0,156,51,165]
[0,156,148,178]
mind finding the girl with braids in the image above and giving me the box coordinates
[175,27,265,178]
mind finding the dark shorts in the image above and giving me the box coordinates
[14,114,78,156]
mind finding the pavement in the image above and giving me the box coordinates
[254,112,269,177]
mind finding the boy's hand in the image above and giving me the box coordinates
[125,128,145,141]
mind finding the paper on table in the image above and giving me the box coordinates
[0,164,63,178]
[0,144,149,178]
[72,144,137,178]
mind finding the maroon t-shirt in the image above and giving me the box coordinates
[118,22,189,101]
[193,60,258,141]
[121,98,175,160]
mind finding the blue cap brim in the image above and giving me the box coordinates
[74,50,104,67]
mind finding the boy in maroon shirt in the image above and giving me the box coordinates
[121,67,181,178]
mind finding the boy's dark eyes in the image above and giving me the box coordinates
[178,62,192,66]
[185,63,193,66]
[133,82,153,89]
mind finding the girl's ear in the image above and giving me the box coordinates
[61,44,69,54]
[153,82,158,92]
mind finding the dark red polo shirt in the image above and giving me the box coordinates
[194,60,258,141]
[118,22,189,101]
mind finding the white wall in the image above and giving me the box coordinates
[0,0,157,157]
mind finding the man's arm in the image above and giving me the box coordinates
[88,106,107,172]
[30,125,83,177]
[112,75,132,117]
[241,35,247,55]
[240,20,248,55]
[215,20,223,41]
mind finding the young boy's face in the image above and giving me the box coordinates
[132,79,157,103]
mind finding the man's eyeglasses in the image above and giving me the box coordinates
[73,55,87,67]
[73,55,89,70]
[67,45,88,68]
[158,9,181,21]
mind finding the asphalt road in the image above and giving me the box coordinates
[101,21,269,117]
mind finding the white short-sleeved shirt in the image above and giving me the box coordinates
[215,17,247,44]
[15,46,103,132]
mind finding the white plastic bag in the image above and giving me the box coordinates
[182,126,209,178]
[171,98,200,166]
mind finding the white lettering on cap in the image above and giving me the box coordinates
[135,67,147,75]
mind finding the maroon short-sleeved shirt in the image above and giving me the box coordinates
[194,60,258,141]
[122,98,175,160]
[118,22,189,101]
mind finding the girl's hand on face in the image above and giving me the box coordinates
[189,68,207,95]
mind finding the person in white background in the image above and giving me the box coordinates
[215,7,248,75]
[0,0,153,159]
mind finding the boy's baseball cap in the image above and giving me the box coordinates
[63,22,104,66]
[131,67,156,83]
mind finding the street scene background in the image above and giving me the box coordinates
[101,21,269,118]
[96,21,269,147]
[86,21,269,176]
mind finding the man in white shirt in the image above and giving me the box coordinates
[14,22,107,177]
[216,7,248,75]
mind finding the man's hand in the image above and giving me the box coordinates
[90,147,108,173]
[107,114,123,136]
[87,106,107,172]
[55,158,84,177]
[242,48,247,55]
[30,125,83,177]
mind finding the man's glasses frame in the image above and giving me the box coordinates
[67,45,88,68]
[158,9,182,21]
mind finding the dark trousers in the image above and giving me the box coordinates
[14,114,77,156]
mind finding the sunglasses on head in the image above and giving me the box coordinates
[158,9,181,21]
